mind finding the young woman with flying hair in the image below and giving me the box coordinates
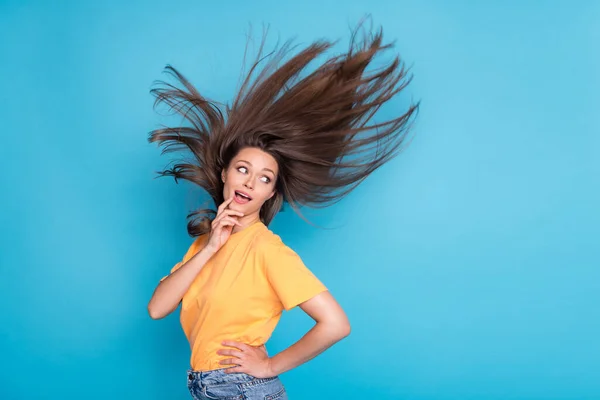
[147,22,418,400]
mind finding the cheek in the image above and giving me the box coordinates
[257,186,275,202]
[224,172,241,188]
[222,176,236,197]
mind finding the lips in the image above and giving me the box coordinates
[235,190,252,203]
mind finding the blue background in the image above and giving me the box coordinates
[1,1,598,399]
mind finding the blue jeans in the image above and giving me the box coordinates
[187,368,288,400]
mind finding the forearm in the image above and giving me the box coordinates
[268,321,350,376]
[147,246,216,319]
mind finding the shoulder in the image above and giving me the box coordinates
[253,225,284,251]
[252,224,297,259]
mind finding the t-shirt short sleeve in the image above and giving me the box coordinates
[160,235,207,282]
[264,241,328,311]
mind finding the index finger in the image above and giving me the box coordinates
[217,196,234,215]
[221,340,245,350]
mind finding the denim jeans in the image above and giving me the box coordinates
[187,368,288,400]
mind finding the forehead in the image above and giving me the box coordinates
[234,147,278,173]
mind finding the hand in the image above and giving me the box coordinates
[205,197,244,253]
[217,341,275,378]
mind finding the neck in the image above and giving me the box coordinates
[231,213,261,234]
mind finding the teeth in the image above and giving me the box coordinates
[236,192,250,200]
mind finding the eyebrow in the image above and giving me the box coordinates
[238,160,276,175]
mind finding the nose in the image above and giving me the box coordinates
[244,177,253,189]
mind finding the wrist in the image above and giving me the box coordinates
[201,245,218,258]
[267,356,281,377]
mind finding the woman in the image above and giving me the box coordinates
[147,22,418,400]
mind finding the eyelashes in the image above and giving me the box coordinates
[236,166,271,183]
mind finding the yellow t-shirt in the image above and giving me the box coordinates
[162,220,328,371]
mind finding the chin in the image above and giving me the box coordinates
[229,201,251,212]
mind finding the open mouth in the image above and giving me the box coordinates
[234,190,252,203]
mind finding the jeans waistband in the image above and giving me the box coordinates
[187,367,279,389]
[187,367,253,386]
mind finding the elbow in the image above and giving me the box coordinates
[336,312,351,339]
[320,314,351,341]
[339,321,351,339]
[324,319,350,342]
[147,302,165,320]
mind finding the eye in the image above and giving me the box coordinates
[237,166,248,174]
[260,176,271,184]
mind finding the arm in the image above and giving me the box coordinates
[268,290,351,375]
[147,246,216,319]
[147,197,243,320]
[218,291,350,377]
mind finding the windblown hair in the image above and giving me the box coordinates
[148,23,419,237]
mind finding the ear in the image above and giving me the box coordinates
[221,169,226,183]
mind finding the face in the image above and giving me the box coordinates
[221,147,279,217]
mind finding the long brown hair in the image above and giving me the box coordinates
[148,22,419,237]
